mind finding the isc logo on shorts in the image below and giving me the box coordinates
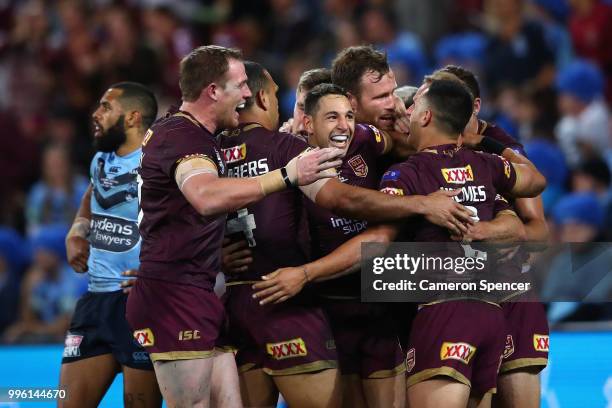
[440,342,477,364]
[406,348,416,373]
[222,144,247,164]
[533,334,549,352]
[63,333,83,358]
[380,187,404,196]
[503,335,515,359]
[134,328,155,347]
[266,338,308,360]
[442,165,474,184]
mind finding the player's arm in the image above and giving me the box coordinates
[453,210,525,243]
[252,223,399,305]
[514,196,549,242]
[66,184,92,273]
[300,179,474,235]
[178,148,342,217]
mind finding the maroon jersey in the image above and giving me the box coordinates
[479,120,526,157]
[218,123,309,281]
[138,109,227,290]
[305,123,387,296]
[380,144,517,242]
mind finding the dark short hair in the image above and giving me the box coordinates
[331,45,389,97]
[422,80,474,135]
[439,65,481,99]
[297,68,332,93]
[110,82,158,129]
[243,61,270,110]
[179,45,242,102]
[304,83,349,116]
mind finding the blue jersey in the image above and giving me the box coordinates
[87,149,141,292]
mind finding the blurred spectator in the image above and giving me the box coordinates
[0,228,30,336]
[529,0,574,69]
[2,225,87,344]
[568,0,612,101]
[394,85,419,108]
[572,157,612,238]
[555,59,610,166]
[359,6,428,85]
[545,193,612,322]
[525,139,569,212]
[25,144,88,236]
[482,0,555,92]
[434,32,487,79]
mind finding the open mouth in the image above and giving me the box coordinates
[378,115,394,128]
[330,134,349,148]
[93,121,102,137]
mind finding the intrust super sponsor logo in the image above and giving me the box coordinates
[533,334,549,352]
[90,214,139,252]
[266,338,308,360]
[441,165,474,184]
[440,341,476,364]
[222,143,247,164]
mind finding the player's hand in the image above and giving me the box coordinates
[121,269,138,294]
[393,95,410,134]
[252,267,307,305]
[451,221,488,242]
[461,131,484,148]
[279,118,294,133]
[222,238,253,275]
[289,147,344,186]
[66,236,89,273]
[421,190,475,236]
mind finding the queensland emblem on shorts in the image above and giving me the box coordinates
[348,155,368,177]
[533,334,549,352]
[440,341,477,364]
[503,335,515,359]
[266,338,308,360]
[406,348,416,373]
[63,333,84,357]
[134,328,155,347]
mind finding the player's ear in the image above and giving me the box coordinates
[473,98,481,116]
[347,92,358,111]
[256,89,268,111]
[304,114,314,134]
[421,109,432,127]
[205,83,219,102]
[124,110,140,128]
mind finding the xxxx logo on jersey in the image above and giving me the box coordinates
[266,338,308,360]
[441,165,474,184]
[440,341,477,364]
[222,143,247,164]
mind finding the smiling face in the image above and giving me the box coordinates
[91,88,127,152]
[355,70,397,131]
[216,58,252,129]
[306,94,355,153]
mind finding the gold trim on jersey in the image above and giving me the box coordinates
[238,363,258,373]
[368,363,407,379]
[149,350,215,362]
[261,360,337,376]
[500,357,548,373]
[406,366,471,389]
[173,111,201,128]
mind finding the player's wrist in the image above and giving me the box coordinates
[477,136,506,155]
[257,169,288,195]
[302,265,310,284]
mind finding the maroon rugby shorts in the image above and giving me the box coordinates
[406,300,505,395]
[225,284,337,375]
[499,301,549,373]
[126,277,231,362]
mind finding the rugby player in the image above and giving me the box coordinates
[255,79,546,407]
[221,62,475,407]
[61,82,161,408]
[435,65,550,408]
[126,46,343,408]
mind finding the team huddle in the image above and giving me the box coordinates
[60,44,550,408]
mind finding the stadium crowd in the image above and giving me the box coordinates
[0,0,610,346]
